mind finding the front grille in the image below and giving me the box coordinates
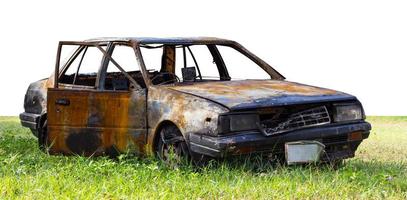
[260,106,331,136]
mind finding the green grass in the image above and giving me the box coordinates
[0,116,406,199]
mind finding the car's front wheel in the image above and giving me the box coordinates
[156,125,189,163]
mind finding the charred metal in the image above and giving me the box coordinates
[19,37,371,164]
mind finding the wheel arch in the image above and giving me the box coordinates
[152,120,184,153]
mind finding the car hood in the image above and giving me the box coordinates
[165,80,356,110]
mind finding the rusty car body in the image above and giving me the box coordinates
[19,37,371,164]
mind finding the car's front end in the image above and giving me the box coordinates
[189,100,370,163]
[168,80,371,164]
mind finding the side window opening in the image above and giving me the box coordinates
[104,45,145,90]
[59,45,106,87]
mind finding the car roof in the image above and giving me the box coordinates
[84,37,236,45]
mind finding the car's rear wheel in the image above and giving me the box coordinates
[156,125,189,163]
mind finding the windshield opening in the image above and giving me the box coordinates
[139,43,273,85]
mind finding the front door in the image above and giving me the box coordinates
[47,42,147,156]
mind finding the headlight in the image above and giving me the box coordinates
[218,114,259,134]
[333,103,363,122]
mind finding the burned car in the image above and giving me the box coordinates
[19,37,371,164]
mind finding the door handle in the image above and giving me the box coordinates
[55,98,70,106]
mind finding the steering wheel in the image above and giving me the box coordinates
[151,72,181,85]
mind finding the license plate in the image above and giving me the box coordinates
[285,141,325,165]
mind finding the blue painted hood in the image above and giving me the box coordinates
[167,80,356,110]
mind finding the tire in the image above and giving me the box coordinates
[329,159,344,169]
[38,119,49,152]
[320,159,344,169]
[156,125,189,163]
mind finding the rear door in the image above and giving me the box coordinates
[90,43,147,155]
[47,42,147,156]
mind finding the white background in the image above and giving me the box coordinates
[0,0,406,116]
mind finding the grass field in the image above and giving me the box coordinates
[0,116,406,199]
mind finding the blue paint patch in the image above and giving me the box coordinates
[230,94,356,111]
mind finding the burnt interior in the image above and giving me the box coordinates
[59,70,178,90]
[104,71,146,90]
[59,73,98,87]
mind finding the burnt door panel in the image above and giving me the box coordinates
[47,88,147,156]
[47,89,91,154]
[87,90,147,154]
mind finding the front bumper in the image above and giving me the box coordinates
[189,122,371,161]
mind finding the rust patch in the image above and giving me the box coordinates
[165,80,341,109]
[161,45,176,74]
[168,80,338,96]
[47,89,147,156]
